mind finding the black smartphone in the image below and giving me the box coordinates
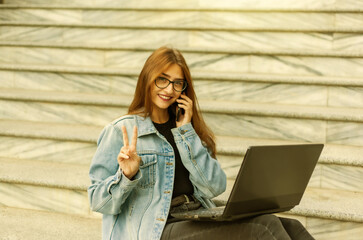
[176,99,185,122]
[172,92,185,121]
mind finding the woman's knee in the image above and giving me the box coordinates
[245,214,291,239]
[279,217,314,240]
[279,217,304,229]
[250,214,282,226]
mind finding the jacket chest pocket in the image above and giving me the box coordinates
[138,154,157,189]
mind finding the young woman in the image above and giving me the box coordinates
[88,46,314,240]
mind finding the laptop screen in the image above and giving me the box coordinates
[223,144,324,217]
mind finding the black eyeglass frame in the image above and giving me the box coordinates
[154,77,188,92]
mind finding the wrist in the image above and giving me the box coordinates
[123,171,134,180]
[123,169,139,180]
[176,120,190,128]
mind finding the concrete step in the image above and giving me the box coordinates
[0,157,89,190]
[276,213,363,240]
[1,62,362,87]
[0,120,363,167]
[1,119,362,166]
[1,87,362,122]
[0,88,131,126]
[2,0,362,12]
[1,64,363,108]
[0,119,362,193]
[216,136,363,167]
[0,156,362,222]
[1,6,362,31]
[0,206,101,240]
[0,121,363,191]
[0,120,98,165]
[276,215,363,240]
[0,155,361,240]
[1,41,362,57]
[200,101,363,146]
[0,157,95,216]
[0,43,363,78]
[1,88,362,145]
[0,22,362,54]
[4,20,363,32]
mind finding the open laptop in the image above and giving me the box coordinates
[172,144,324,221]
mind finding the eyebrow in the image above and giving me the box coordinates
[161,73,185,81]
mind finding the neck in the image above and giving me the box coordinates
[151,109,169,124]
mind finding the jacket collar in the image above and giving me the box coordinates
[134,115,158,137]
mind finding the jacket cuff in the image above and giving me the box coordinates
[171,122,196,137]
[107,168,141,194]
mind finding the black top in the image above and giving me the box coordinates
[153,116,194,198]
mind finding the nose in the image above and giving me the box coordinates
[164,82,174,94]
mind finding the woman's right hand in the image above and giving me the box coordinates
[117,125,141,180]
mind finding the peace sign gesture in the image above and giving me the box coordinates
[117,125,141,180]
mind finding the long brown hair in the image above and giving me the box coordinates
[128,46,217,157]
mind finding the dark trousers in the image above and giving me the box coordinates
[161,214,314,240]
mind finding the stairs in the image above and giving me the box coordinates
[0,0,362,239]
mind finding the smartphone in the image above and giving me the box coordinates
[172,92,185,121]
[176,100,185,122]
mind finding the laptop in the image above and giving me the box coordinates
[171,144,324,221]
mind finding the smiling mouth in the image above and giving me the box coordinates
[158,94,172,101]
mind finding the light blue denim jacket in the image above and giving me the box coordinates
[88,114,227,240]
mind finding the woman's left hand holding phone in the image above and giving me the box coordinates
[117,125,141,180]
[176,93,193,128]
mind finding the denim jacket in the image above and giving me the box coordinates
[88,114,227,240]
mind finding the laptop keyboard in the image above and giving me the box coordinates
[194,206,224,217]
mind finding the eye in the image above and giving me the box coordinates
[174,80,184,86]
[158,77,168,82]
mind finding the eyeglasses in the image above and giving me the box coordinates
[154,77,188,92]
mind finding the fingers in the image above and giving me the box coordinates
[121,125,129,147]
[176,97,192,112]
[118,151,129,159]
[177,95,192,105]
[178,93,191,101]
[121,125,138,153]
[175,95,193,127]
[130,126,138,150]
